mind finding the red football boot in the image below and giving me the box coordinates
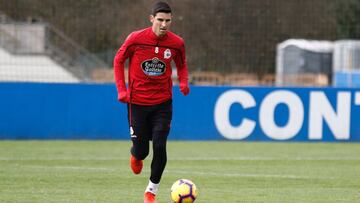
[130,155,143,174]
[144,192,156,203]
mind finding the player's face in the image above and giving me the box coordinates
[150,12,172,37]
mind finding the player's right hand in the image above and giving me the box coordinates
[118,91,129,103]
[180,83,190,96]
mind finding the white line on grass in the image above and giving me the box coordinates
[1,157,359,161]
[169,157,360,161]
[18,165,116,172]
[7,164,335,180]
[17,165,325,180]
[165,169,335,180]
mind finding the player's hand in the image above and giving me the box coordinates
[180,83,190,96]
[118,91,129,103]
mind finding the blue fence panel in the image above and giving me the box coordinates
[0,82,359,141]
[0,83,126,139]
[333,71,360,87]
[172,86,360,142]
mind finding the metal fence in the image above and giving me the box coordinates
[0,11,107,83]
[0,0,359,86]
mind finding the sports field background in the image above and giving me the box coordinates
[1,1,360,202]
[0,141,359,203]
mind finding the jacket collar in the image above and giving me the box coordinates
[148,27,168,41]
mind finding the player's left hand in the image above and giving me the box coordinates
[180,83,190,96]
[118,91,129,103]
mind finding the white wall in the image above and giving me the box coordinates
[0,48,79,83]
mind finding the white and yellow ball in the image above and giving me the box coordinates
[170,179,198,203]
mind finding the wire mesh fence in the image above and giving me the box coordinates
[0,0,359,86]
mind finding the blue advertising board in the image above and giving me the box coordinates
[0,82,359,141]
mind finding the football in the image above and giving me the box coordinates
[170,179,198,203]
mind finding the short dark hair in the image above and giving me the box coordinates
[152,1,172,16]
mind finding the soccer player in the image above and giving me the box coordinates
[113,2,190,203]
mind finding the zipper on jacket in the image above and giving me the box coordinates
[155,41,160,55]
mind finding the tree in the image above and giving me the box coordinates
[335,0,360,39]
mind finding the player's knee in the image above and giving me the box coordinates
[153,141,166,154]
[132,148,149,160]
[138,153,148,160]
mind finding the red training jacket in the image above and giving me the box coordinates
[114,27,189,105]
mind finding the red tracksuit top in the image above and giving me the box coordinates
[114,27,189,105]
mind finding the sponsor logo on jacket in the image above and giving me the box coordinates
[141,57,166,76]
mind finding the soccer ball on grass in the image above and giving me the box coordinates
[170,179,198,203]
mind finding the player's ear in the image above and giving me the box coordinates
[149,15,155,23]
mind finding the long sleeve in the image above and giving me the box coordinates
[174,42,189,85]
[113,34,134,98]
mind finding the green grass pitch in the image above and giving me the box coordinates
[0,141,359,203]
